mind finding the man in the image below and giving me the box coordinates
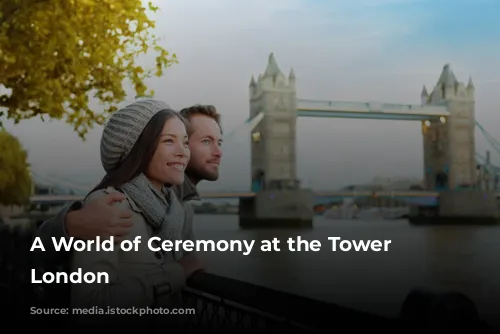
[34,103,223,284]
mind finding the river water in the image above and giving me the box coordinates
[192,215,500,326]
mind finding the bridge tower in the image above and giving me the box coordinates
[240,53,314,228]
[249,53,298,189]
[421,64,476,190]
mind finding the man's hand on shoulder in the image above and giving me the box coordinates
[65,192,133,241]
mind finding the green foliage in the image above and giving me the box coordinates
[0,129,32,206]
[0,0,177,139]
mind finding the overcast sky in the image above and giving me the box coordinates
[4,0,500,192]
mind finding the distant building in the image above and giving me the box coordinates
[338,176,423,192]
[372,176,423,190]
[339,184,383,192]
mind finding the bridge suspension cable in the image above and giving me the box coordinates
[30,116,499,195]
[474,120,500,176]
[223,112,264,141]
[31,170,91,194]
[475,121,500,156]
[29,113,265,194]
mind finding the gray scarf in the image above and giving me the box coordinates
[119,173,184,241]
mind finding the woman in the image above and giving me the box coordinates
[70,99,194,329]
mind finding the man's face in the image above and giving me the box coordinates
[186,114,223,182]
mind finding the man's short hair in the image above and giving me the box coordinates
[179,105,223,135]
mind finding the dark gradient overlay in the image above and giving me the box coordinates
[2,212,500,332]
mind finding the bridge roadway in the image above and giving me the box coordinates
[29,190,500,204]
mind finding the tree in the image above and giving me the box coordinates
[0,129,32,206]
[0,0,177,138]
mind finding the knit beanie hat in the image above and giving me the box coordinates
[100,99,171,172]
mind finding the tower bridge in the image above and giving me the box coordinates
[242,54,498,226]
[248,55,479,193]
[28,53,500,226]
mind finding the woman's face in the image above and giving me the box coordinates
[147,116,190,188]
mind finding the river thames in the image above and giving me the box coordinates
[192,215,500,327]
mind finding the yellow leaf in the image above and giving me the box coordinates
[0,0,177,139]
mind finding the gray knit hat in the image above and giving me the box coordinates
[100,99,171,172]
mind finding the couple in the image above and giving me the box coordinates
[35,99,223,328]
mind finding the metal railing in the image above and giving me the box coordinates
[180,271,394,332]
[0,224,494,332]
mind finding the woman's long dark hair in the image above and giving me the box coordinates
[87,109,187,197]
